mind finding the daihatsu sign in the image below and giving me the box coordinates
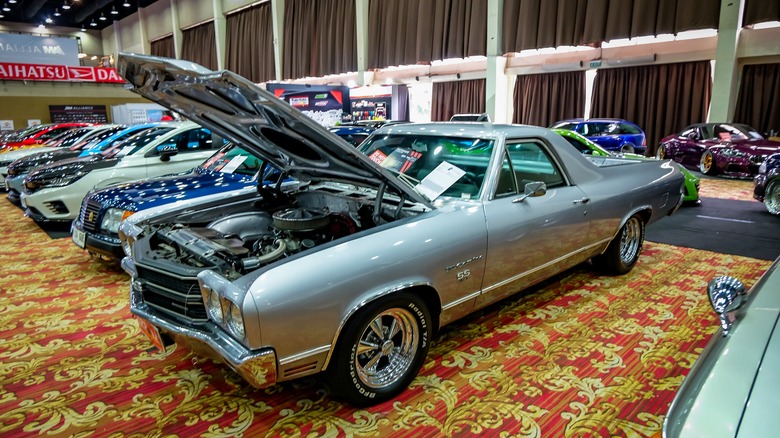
[0,34,80,66]
[0,62,125,83]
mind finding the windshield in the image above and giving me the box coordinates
[69,127,124,151]
[200,143,263,177]
[101,127,175,158]
[359,134,494,200]
[49,128,93,147]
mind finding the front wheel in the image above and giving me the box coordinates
[621,143,635,154]
[592,214,645,275]
[326,292,431,406]
[656,145,667,160]
[699,150,718,175]
[765,179,780,215]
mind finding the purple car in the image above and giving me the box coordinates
[658,123,780,178]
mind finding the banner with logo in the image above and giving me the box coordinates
[0,33,80,66]
[0,62,125,83]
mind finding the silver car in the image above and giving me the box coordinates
[662,256,780,437]
[116,53,685,406]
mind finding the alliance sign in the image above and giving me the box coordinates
[0,62,125,83]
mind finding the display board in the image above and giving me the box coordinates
[266,84,351,127]
[49,105,108,124]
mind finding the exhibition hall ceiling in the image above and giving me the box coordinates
[0,0,160,30]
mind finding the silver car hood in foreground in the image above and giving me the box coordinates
[664,257,780,437]
[116,53,429,206]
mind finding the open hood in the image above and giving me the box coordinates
[116,53,429,206]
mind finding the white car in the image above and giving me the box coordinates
[20,121,224,222]
[0,125,122,186]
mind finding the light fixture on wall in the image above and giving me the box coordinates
[604,54,656,66]
[62,1,70,10]
[541,61,584,72]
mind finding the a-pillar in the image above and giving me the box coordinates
[709,0,745,122]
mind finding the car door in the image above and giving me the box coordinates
[477,139,591,308]
[679,126,711,168]
[141,127,224,178]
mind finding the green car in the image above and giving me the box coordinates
[554,128,700,203]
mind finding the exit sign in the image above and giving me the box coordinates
[590,60,602,68]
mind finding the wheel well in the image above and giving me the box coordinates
[635,208,651,225]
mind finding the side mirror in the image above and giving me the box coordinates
[513,181,547,203]
[157,144,178,162]
[707,276,747,335]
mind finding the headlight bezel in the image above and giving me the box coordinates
[226,301,246,340]
[100,208,134,234]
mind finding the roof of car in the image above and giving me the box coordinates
[377,122,556,139]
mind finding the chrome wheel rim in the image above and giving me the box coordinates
[701,153,713,173]
[619,217,642,264]
[355,308,419,389]
[766,180,780,215]
[657,147,665,160]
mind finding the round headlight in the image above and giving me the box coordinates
[101,208,134,234]
[207,290,223,324]
[226,302,245,340]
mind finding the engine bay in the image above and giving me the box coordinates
[140,183,426,279]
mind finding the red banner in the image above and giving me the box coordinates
[0,62,125,83]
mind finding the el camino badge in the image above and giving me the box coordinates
[445,255,484,272]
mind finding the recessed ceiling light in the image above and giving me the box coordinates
[99,12,106,21]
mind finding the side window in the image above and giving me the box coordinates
[680,127,696,139]
[156,132,182,153]
[620,123,641,134]
[38,127,70,141]
[178,128,220,153]
[506,141,564,190]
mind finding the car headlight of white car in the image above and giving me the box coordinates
[101,208,134,234]
[226,301,246,339]
[201,284,245,340]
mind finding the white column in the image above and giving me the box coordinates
[355,0,369,85]
[709,0,745,122]
[271,0,286,81]
[486,0,510,123]
[170,0,183,59]
[212,0,227,69]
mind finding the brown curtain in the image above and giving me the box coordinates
[368,0,486,70]
[734,63,780,136]
[150,36,174,59]
[431,79,486,121]
[283,0,357,80]
[226,3,275,83]
[502,0,721,53]
[743,0,780,27]
[513,71,585,127]
[590,61,712,156]
[181,21,217,70]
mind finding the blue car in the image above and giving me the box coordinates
[71,141,277,260]
[550,119,647,154]
[329,121,406,147]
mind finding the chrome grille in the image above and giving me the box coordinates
[137,266,206,322]
[79,199,102,233]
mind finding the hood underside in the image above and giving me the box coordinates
[116,53,428,206]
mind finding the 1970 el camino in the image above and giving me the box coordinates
[116,53,685,406]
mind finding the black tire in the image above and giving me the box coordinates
[326,292,431,406]
[699,150,718,175]
[621,143,635,154]
[592,214,645,275]
[765,179,780,215]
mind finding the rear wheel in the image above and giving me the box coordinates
[656,145,667,160]
[621,143,635,154]
[592,214,645,275]
[699,150,718,175]
[765,179,780,215]
[326,292,431,406]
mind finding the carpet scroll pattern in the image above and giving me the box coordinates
[0,177,772,437]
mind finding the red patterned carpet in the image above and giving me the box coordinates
[0,178,771,437]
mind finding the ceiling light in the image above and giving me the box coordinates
[2,4,10,12]
[38,23,45,29]
[123,1,131,7]
[90,19,97,26]
[45,17,53,23]
[91,55,98,60]
[78,53,87,58]
[54,8,61,16]
[111,6,118,15]
[80,24,86,31]
[99,13,106,21]
[62,1,70,10]
[0,13,4,18]
[8,0,16,3]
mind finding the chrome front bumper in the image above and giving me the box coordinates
[123,257,278,388]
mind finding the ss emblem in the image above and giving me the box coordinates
[456,269,470,282]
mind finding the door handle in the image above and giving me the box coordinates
[573,197,590,204]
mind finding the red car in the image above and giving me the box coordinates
[657,123,780,178]
[0,123,93,152]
